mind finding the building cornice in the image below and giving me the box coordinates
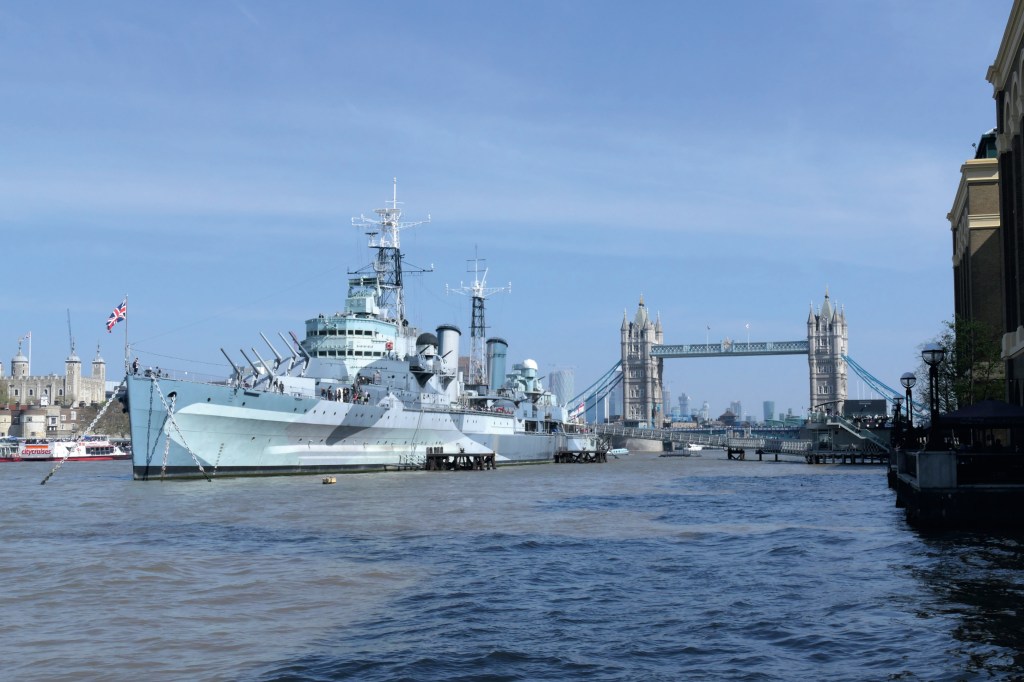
[969,214,1002,230]
[948,158,999,229]
[963,157,1000,181]
[1003,326,1024,359]
[988,0,1024,94]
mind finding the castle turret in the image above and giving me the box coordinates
[11,341,28,379]
[65,344,82,406]
[92,345,106,389]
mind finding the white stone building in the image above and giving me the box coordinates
[6,340,107,407]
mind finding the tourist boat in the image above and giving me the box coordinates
[1,436,130,462]
[660,442,706,458]
[608,448,629,456]
[50,436,131,461]
[0,438,21,462]
[124,184,598,479]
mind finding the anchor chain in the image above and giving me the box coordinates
[41,375,129,485]
[150,376,212,482]
[160,394,175,479]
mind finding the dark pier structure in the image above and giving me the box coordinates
[424,448,496,471]
[554,449,607,463]
[893,401,1024,527]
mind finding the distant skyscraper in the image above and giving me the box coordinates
[608,386,621,420]
[730,400,742,421]
[661,387,672,422]
[700,401,710,422]
[679,393,691,420]
[548,369,575,407]
[763,400,775,423]
[585,392,599,424]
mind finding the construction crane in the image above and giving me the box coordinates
[66,309,76,357]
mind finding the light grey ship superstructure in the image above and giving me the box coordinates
[126,183,597,479]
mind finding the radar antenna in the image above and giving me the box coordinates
[446,250,511,388]
[351,178,432,324]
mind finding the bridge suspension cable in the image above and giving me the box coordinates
[843,354,925,419]
[568,361,622,409]
[589,371,623,408]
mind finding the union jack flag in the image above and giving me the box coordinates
[106,298,127,332]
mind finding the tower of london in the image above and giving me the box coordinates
[5,339,107,407]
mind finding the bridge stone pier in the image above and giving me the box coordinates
[620,290,847,426]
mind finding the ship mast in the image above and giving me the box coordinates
[447,252,511,388]
[351,178,431,324]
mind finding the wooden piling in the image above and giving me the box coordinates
[554,450,607,463]
[425,452,496,471]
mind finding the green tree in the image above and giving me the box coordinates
[917,317,1004,414]
[0,382,6,406]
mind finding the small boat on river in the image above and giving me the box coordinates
[0,436,130,462]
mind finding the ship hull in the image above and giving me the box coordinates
[127,375,592,479]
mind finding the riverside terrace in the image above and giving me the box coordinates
[893,400,1024,528]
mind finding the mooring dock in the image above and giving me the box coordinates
[554,450,608,463]
[424,452,496,471]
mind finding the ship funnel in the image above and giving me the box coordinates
[486,337,508,391]
[436,324,461,375]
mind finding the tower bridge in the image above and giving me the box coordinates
[618,290,847,427]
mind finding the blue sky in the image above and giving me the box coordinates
[0,0,1014,418]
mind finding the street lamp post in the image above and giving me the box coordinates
[900,372,917,429]
[892,396,903,449]
[922,343,947,448]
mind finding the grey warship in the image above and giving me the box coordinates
[125,184,598,479]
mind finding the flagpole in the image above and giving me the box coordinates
[123,294,129,375]
[28,331,31,375]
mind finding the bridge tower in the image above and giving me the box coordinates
[620,296,664,426]
[807,289,848,413]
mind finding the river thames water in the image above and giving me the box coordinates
[2,451,1023,681]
